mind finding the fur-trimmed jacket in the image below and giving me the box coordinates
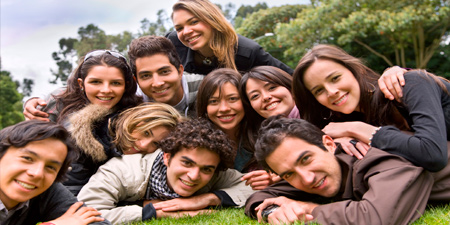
[63,104,122,196]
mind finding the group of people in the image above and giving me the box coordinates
[1,0,449,224]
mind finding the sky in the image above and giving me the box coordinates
[1,0,309,98]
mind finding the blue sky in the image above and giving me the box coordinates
[1,0,308,97]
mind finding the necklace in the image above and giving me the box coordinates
[196,51,214,66]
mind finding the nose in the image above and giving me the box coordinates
[187,167,200,181]
[262,91,272,102]
[182,26,193,36]
[100,83,112,93]
[218,100,230,112]
[295,167,315,186]
[27,163,44,179]
[136,138,152,152]
[152,74,164,87]
[325,85,339,98]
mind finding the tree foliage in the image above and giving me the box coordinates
[276,0,450,70]
[237,4,306,67]
[0,70,24,129]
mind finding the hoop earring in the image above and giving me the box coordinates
[367,82,376,93]
[321,110,333,120]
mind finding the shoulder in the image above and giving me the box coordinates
[98,151,160,178]
[237,35,259,48]
[354,147,419,172]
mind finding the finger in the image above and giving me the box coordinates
[340,143,354,157]
[378,78,394,100]
[389,74,402,101]
[66,202,84,215]
[250,180,270,188]
[355,142,368,156]
[83,216,105,224]
[160,205,181,212]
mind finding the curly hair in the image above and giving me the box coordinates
[159,118,234,171]
[0,120,78,182]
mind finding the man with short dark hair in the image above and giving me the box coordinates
[78,118,254,224]
[245,116,450,225]
[0,120,110,225]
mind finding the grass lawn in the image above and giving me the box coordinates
[124,204,450,225]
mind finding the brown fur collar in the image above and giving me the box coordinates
[68,104,112,162]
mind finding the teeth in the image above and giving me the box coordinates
[188,36,200,42]
[334,94,346,105]
[266,102,278,110]
[219,116,233,120]
[98,97,112,100]
[17,181,36,189]
[314,178,324,188]
[154,88,168,94]
[181,179,194,187]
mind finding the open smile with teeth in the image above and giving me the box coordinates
[97,97,113,101]
[180,179,195,187]
[218,115,235,121]
[333,94,347,106]
[16,180,36,190]
[154,88,169,94]
[313,178,325,188]
[188,36,200,43]
[265,102,279,110]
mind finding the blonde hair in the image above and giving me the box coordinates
[172,0,238,70]
[110,102,184,153]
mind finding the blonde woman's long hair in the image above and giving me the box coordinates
[110,102,184,153]
[173,0,238,71]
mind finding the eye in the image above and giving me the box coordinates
[89,80,101,84]
[229,96,240,102]
[249,94,259,101]
[202,167,214,174]
[46,165,58,172]
[268,85,277,91]
[301,155,311,164]
[140,74,152,80]
[21,156,33,162]
[208,99,218,105]
[283,172,293,180]
[112,81,123,86]
[313,88,324,96]
[181,160,193,167]
[331,75,341,82]
[143,131,150,137]
[191,20,199,25]
[175,27,183,32]
[161,69,171,75]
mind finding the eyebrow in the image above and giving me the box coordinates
[309,71,339,92]
[19,148,63,166]
[181,156,217,170]
[247,81,271,96]
[174,16,196,28]
[278,151,309,178]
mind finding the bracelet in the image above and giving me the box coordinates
[368,126,382,147]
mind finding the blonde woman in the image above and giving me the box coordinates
[110,102,184,154]
[166,0,293,75]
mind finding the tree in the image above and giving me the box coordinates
[50,37,78,84]
[237,4,306,68]
[234,3,269,28]
[276,0,450,69]
[139,9,172,36]
[0,69,24,129]
[19,78,34,97]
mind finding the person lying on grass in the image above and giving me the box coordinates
[78,118,255,224]
[0,120,110,225]
[245,116,450,225]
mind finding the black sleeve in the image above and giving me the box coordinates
[212,190,237,207]
[142,203,157,221]
[372,71,448,172]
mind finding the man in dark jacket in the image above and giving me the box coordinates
[245,116,450,225]
[0,120,110,225]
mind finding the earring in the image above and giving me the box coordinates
[81,87,84,92]
[367,82,376,93]
[321,110,333,120]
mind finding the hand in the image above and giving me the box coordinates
[334,137,369,159]
[23,98,49,121]
[47,202,104,225]
[322,121,376,144]
[378,66,407,102]
[156,209,215,218]
[241,170,282,190]
[152,193,220,212]
[255,197,316,225]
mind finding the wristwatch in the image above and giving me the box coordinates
[261,204,280,222]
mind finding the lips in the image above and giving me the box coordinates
[153,87,169,95]
[180,178,196,187]
[217,115,236,122]
[16,180,36,190]
[333,93,348,106]
[313,177,325,189]
[187,35,200,44]
[264,101,279,110]
[97,96,113,101]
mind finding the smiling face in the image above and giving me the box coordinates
[135,54,184,106]
[77,65,125,109]
[125,125,170,155]
[0,138,67,209]
[302,59,361,114]
[245,78,295,118]
[172,9,213,56]
[266,136,342,198]
[163,147,220,197]
[206,82,245,136]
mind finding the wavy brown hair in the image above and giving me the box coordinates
[172,0,238,70]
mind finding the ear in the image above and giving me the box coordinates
[322,135,337,154]
[178,64,184,77]
[77,78,84,89]
[163,153,171,167]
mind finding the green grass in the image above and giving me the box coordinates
[123,204,450,225]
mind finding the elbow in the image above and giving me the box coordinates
[422,156,447,172]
